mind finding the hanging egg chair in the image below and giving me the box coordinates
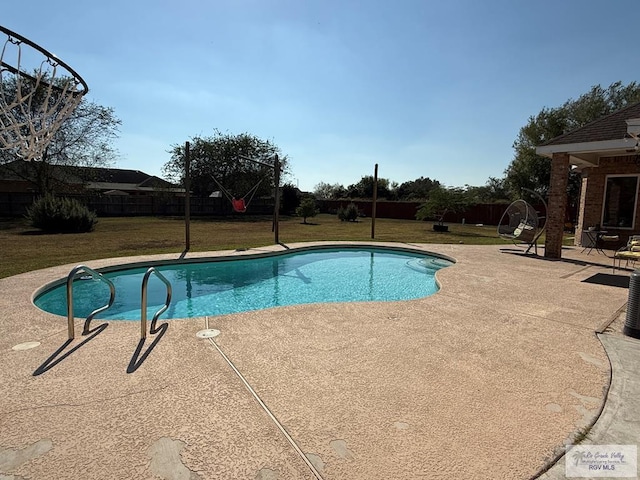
[497,199,540,245]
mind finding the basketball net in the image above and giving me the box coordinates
[0,25,88,161]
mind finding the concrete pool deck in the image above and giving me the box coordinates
[0,242,638,479]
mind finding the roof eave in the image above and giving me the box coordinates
[536,138,637,167]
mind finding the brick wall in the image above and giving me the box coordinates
[577,155,640,247]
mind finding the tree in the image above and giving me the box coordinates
[313,181,347,199]
[463,177,511,204]
[280,182,301,214]
[505,107,568,199]
[346,175,396,199]
[295,196,319,224]
[163,130,287,199]
[396,176,441,200]
[415,186,469,227]
[0,88,121,194]
[505,81,640,202]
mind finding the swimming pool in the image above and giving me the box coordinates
[34,246,453,320]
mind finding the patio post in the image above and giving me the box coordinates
[544,152,570,259]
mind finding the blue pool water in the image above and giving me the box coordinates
[34,247,453,320]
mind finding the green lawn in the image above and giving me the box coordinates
[0,214,545,279]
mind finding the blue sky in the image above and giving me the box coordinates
[4,1,640,191]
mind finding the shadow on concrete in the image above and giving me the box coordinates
[127,322,169,374]
[33,323,109,376]
[500,248,614,270]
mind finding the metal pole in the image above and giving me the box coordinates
[371,163,378,239]
[274,154,281,244]
[184,141,191,251]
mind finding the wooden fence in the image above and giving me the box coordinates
[318,200,518,225]
[0,193,274,217]
[1,193,567,227]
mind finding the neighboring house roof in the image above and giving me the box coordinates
[0,160,181,193]
[75,166,161,184]
[70,165,175,189]
[0,160,35,181]
[537,101,640,167]
[103,189,130,196]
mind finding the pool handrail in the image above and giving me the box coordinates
[66,265,116,339]
[140,267,172,339]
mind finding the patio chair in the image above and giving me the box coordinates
[613,235,640,271]
[601,234,620,253]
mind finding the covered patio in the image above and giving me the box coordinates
[537,101,640,258]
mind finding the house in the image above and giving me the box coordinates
[0,160,181,195]
[536,101,640,258]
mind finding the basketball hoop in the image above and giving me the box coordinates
[0,25,89,161]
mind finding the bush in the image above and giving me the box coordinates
[337,203,360,222]
[26,194,97,233]
[295,196,319,224]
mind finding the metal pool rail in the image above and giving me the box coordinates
[140,267,172,339]
[66,265,115,339]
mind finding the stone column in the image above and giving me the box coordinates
[575,174,588,247]
[544,152,570,259]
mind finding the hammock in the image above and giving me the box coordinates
[211,175,265,213]
[231,198,247,213]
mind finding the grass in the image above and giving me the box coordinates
[0,214,552,279]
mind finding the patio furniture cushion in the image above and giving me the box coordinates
[616,250,640,260]
[613,236,640,271]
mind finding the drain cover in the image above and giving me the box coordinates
[12,341,41,351]
[196,329,220,339]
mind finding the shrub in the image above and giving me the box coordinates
[26,194,97,233]
[295,196,319,224]
[337,203,360,222]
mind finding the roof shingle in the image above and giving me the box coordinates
[543,101,640,146]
